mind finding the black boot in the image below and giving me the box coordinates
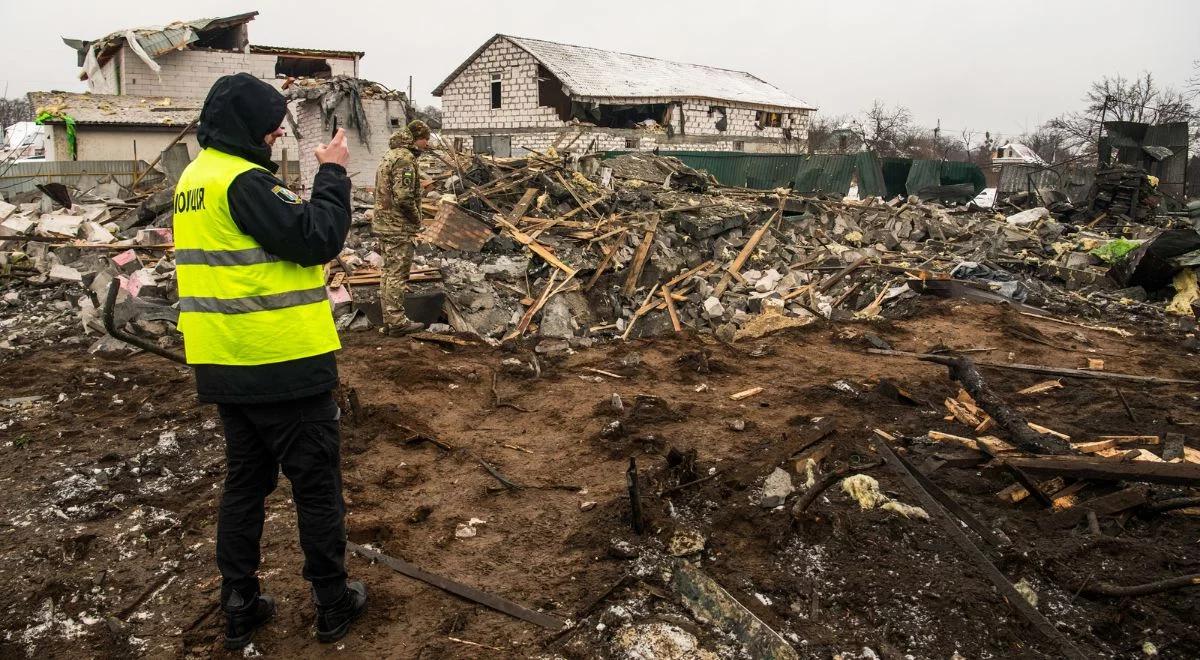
[223,590,276,650]
[315,581,368,643]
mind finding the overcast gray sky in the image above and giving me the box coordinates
[3,0,1197,140]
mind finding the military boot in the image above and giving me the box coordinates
[223,590,276,650]
[315,581,368,643]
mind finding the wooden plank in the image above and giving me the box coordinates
[1028,422,1071,442]
[729,387,764,401]
[1038,487,1149,530]
[665,260,715,288]
[505,271,559,341]
[1005,456,1200,486]
[584,241,619,291]
[928,430,979,451]
[997,477,1066,504]
[1017,380,1064,395]
[621,213,660,297]
[1072,439,1118,454]
[508,187,539,222]
[866,349,1199,386]
[494,216,577,277]
[714,201,782,297]
[661,284,682,333]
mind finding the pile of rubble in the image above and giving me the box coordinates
[2,151,1198,358]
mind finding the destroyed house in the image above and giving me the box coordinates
[433,35,814,156]
[40,12,365,166]
[64,11,363,99]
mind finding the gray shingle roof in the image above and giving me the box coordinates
[433,35,814,111]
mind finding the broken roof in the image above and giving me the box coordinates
[248,44,364,59]
[27,92,201,128]
[65,12,259,75]
[433,34,814,111]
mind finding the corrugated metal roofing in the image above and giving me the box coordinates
[433,35,814,110]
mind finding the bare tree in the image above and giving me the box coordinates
[851,101,915,157]
[412,104,443,130]
[0,97,33,134]
[1047,72,1196,154]
[805,113,854,154]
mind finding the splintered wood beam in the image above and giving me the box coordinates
[493,216,577,277]
[714,198,783,297]
[508,187,539,222]
[661,285,682,333]
[1005,455,1200,486]
[585,241,619,291]
[621,213,660,297]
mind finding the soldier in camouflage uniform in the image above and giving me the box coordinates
[373,120,430,335]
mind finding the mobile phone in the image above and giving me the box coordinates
[331,116,339,138]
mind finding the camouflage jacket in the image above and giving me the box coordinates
[374,128,421,225]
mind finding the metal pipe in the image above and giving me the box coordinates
[102,278,187,365]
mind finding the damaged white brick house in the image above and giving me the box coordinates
[37,11,367,168]
[433,35,815,156]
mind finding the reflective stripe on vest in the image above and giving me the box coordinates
[173,148,340,366]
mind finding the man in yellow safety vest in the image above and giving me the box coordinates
[173,72,365,649]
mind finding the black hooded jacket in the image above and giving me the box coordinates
[188,73,352,404]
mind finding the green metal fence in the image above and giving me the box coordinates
[603,150,984,199]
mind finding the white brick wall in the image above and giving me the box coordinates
[438,37,810,151]
[294,97,405,192]
[102,46,357,99]
[440,38,563,131]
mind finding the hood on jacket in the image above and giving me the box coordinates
[388,127,414,150]
[197,73,286,172]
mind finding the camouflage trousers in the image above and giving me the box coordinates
[375,215,421,326]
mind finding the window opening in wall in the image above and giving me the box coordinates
[572,102,669,129]
[275,56,332,78]
[625,137,639,149]
[473,135,511,157]
[490,73,502,109]
[755,111,782,129]
[733,140,746,151]
[537,65,572,121]
[708,106,728,132]
[390,117,401,127]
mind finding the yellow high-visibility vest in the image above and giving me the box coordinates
[173,148,340,365]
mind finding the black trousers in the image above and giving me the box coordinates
[216,391,348,605]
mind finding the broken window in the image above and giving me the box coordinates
[537,65,572,121]
[571,102,669,129]
[490,73,502,110]
[733,140,746,151]
[709,106,728,132]
[755,111,782,129]
[625,137,639,149]
[275,56,332,78]
[473,135,511,157]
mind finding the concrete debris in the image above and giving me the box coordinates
[1,149,1196,364]
[761,468,796,508]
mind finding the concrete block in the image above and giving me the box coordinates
[37,213,83,237]
[0,199,16,220]
[1,216,35,234]
[49,264,83,282]
[82,222,116,244]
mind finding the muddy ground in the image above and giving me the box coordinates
[1,298,1198,659]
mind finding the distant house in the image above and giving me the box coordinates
[992,142,1048,169]
[35,11,364,164]
[433,35,815,156]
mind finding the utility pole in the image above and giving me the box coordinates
[408,76,414,109]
